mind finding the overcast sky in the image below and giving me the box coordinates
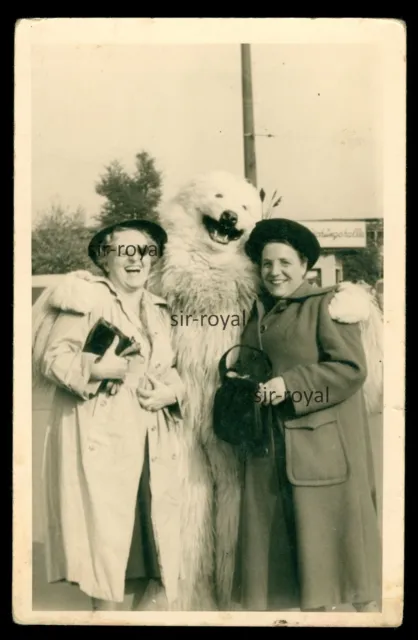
[31,42,384,224]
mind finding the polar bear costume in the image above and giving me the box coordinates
[32,171,383,612]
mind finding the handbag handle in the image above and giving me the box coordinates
[218,344,273,381]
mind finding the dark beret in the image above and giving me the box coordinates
[244,218,321,270]
[88,218,168,267]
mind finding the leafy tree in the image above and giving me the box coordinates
[94,151,163,227]
[32,205,98,275]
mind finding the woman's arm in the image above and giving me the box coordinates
[41,311,104,401]
[280,293,368,416]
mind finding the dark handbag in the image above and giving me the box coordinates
[213,344,273,456]
[83,317,135,358]
[82,318,138,394]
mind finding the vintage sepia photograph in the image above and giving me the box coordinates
[14,18,405,626]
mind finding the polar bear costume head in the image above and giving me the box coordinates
[158,170,262,258]
[148,170,263,318]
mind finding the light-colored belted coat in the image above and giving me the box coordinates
[34,271,186,606]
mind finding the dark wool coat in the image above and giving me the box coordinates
[233,281,382,611]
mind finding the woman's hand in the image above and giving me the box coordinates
[101,342,143,395]
[90,336,139,382]
[256,376,287,406]
[136,373,177,412]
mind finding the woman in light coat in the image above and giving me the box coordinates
[33,219,186,611]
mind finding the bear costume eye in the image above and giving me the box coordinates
[242,205,247,210]
[215,193,224,198]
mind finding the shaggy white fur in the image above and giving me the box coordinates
[32,270,107,393]
[328,281,384,415]
[148,171,263,610]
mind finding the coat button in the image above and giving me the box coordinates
[155,363,161,369]
[260,324,266,333]
[151,425,156,432]
[172,454,176,460]
[151,457,156,463]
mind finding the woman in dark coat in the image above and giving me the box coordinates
[232,218,381,613]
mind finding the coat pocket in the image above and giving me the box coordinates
[283,407,350,487]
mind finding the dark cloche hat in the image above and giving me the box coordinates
[244,217,321,270]
[88,218,168,267]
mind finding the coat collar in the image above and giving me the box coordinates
[85,274,168,332]
[91,274,168,307]
[282,280,337,301]
[256,280,337,318]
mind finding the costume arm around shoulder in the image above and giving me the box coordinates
[281,293,368,416]
[41,310,102,400]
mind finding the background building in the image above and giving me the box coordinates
[300,217,383,287]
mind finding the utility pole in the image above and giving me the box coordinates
[241,44,257,188]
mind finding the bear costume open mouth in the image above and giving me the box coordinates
[202,215,244,245]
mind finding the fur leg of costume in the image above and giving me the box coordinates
[177,439,217,610]
[204,435,241,610]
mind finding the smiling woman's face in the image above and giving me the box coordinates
[261,242,308,298]
[101,229,157,294]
